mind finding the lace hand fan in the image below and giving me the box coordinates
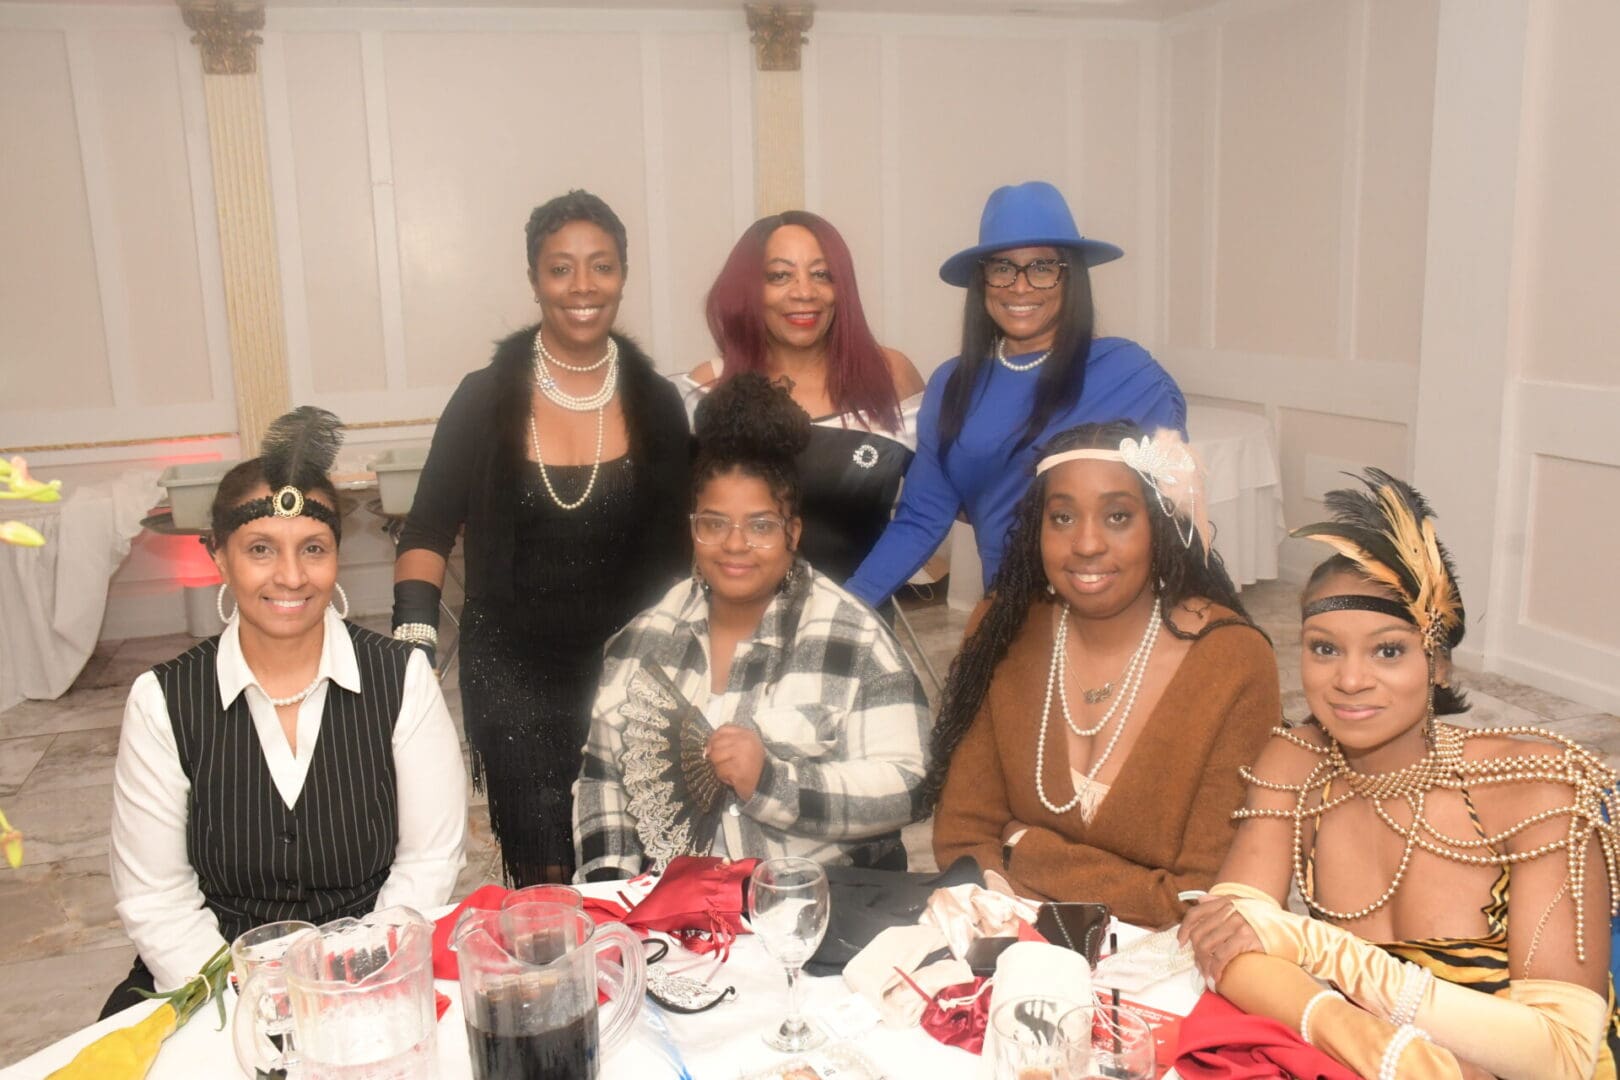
[619,662,726,871]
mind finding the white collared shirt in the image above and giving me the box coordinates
[110,607,468,990]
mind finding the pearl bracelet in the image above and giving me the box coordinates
[1389,964,1432,1027]
[393,623,438,647]
[1378,1024,1429,1080]
[1298,988,1343,1047]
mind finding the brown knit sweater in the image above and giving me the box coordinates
[932,600,1279,929]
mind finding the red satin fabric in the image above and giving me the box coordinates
[431,858,758,981]
[896,970,995,1056]
[1174,993,1360,1080]
[622,856,760,960]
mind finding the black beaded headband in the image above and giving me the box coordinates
[1301,594,1416,626]
[217,485,341,539]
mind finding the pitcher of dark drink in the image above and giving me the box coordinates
[450,900,646,1080]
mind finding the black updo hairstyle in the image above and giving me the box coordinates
[691,373,813,525]
[1302,554,1469,717]
[919,419,1261,810]
[525,189,628,277]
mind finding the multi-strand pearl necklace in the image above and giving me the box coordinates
[529,328,617,510]
[1035,598,1162,815]
[995,337,1051,372]
[1236,722,1620,962]
[532,329,617,411]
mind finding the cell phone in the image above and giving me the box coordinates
[1035,901,1111,965]
[963,935,1020,976]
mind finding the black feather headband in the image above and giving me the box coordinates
[217,406,345,541]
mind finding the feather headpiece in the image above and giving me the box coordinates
[260,405,344,493]
[1292,468,1464,652]
[216,406,346,541]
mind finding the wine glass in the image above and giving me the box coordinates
[748,856,831,1052]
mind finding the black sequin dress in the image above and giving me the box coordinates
[459,457,646,884]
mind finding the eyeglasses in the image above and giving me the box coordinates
[981,257,1068,290]
[690,512,787,549]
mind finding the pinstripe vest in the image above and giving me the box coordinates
[155,624,411,943]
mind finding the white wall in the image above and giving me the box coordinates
[1470,0,1620,710]
[1154,0,1441,581]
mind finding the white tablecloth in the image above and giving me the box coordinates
[948,404,1283,610]
[0,469,159,713]
[1,892,1201,1079]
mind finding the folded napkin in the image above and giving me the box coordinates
[844,924,959,1026]
[1174,992,1359,1080]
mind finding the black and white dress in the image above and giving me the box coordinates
[672,372,920,588]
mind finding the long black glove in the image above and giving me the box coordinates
[391,579,441,668]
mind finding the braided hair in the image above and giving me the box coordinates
[920,419,1261,810]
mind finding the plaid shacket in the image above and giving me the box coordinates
[572,561,929,881]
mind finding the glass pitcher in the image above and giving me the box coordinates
[451,900,646,1080]
[234,906,437,1079]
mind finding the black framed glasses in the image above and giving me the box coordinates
[690,512,787,549]
[981,257,1068,290]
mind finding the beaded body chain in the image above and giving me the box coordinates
[1236,722,1620,962]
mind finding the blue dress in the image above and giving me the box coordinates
[844,337,1186,607]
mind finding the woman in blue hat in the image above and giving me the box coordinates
[844,181,1186,608]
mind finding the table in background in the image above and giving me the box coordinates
[0,470,158,713]
[0,890,1201,1079]
[948,404,1284,611]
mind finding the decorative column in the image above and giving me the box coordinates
[180,0,289,456]
[745,3,813,216]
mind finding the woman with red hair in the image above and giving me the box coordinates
[675,211,924,593]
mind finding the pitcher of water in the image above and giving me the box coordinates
[450,900,646,1080]
[234,907,437,1079]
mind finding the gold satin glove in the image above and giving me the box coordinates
[1219,952,1463,1079]
[1214,884,1609,1080]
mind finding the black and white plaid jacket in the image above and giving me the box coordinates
[572,560,929,881]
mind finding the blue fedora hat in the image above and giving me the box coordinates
[938,181,1124,287]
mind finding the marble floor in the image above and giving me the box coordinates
[2,581,1616,1066]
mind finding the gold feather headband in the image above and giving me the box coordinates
[1292,468,1463,655]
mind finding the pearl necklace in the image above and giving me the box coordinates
[535,325,612,373]
[529,410,604,512]
[1035,598,1162,814]
[995,337,1051,372]
[1054,601,1162,739]
[264,674,323,708]
[532,330,618,412]
[1235,721,1620,962]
